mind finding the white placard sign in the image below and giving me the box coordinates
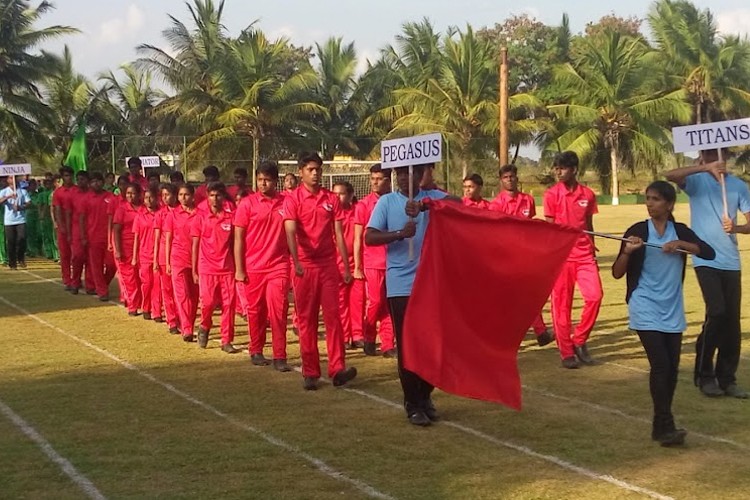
[125,156,161,168]
[0,163,32,176]
[672,118,750,153]
[380,133,442,169]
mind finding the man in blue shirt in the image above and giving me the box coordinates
[0,176,32,270]
[666,151,750,399]
[366,163,456,426]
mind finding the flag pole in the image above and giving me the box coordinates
[408,164,415,260]
[717,148,729,219]
[584,230,689,253]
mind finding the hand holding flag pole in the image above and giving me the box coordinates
[584,230,690,254]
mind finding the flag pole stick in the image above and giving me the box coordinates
[9,175,18,210]
[408,164,415,260]
[583,230,689,253]
[718,148,729,219]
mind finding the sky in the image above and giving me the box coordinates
[41,0,750,79]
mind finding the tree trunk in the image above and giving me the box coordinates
[252,134,260,190]
[610,145,620,206]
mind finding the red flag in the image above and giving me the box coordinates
[403,200,580,410]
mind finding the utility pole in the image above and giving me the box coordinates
[499,45,509,166]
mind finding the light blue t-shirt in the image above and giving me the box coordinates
[685,172,750,271]
[628,220,686,333]
[367,189,448,297]
[0,187,31,226]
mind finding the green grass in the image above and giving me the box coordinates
[0,204,748,499]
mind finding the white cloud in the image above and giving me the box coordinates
[717,9,750,37]
[98,4,145,45]
[356,48,376,77]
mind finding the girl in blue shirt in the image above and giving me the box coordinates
[612,181,714,447]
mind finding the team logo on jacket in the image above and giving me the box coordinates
[522,209,530,216]
[322,203,333,212]
[221,223,232,231]
[277,209,285,217]
[578,200,589,207]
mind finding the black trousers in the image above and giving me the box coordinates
[637,331,682,435]
[694,267,742,388]
[388,296,434,414]
[5,223,26,269]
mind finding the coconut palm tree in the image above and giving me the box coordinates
[545,31,692,203]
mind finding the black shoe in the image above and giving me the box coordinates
[143,312,152,320]
[182,334,195,343]
[382,348,398,359]
[273,359,292,372]
[251,353,269,366]
[408,411,432,427]
[562,356,580,369]
[574,343,596,365]
[64,285,74,292]
[85,289,96,295]
[221,343,240,354]
[153,317,164,323]
[98,295,109,302]
[332,367,358,387]
[128,311,139,317]
[700,380,725,397]
[169,327,180,335]
[723,384,749,399]
[353,340,365,349]
[657,429,687,447]
[363,342,377,356]
[18,261,27,269]
[197,328,209,349]
[424,400,440,422]
[303,377,319,391]
[70,287,79,295]
[536,329,555,347]
[346,341,358,351]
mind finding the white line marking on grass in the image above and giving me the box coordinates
[290,369,674,500]
[0,398,107,500]
[0,295,393,500]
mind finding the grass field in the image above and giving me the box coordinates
[1,204,748,500]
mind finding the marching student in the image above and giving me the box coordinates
[226,167,250,200]
[333,181,366,351]
[194,165,220,206]
[109,175,129,305]
[462,174,490,209]
[191,182,240,353]
[127,157,149,191]
[133,187,161,321]
[147,171,161,192]
[284,151,357,390]
[81,173,116,301]
[40,176,59,261]
[544,151,603,369]
[104,172,117,193]
[165,183,200,341]
[612,181,714,446]
[490,164,554,346]
[232,188,251,319]
[0,176,32,270]
[70,171,93,294]
[283,173,298,193]
[113,183,143,316]
[153,183,180,333]
[366,163,454,426]
[665,151,750,399]
[353,163,395,357]
[234,161,291,370]
[169,171,185,186]
[52,166,76,289]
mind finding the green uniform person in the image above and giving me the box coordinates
[40,179,59,261]
[25,179,42,257]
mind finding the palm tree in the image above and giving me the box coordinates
[648,0,750,125]
[98,65,165,136]
[545,31,692,203]
[0,0,77,158]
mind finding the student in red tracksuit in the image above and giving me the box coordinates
[543,151,603,369]
[70,171,94,294]
[234,161,291,370]
[113,184,143,315]
[226,167,250,201]
[165,183,199,341]
[153,183,180,334]
[194,165,220,207]
[133,187,161,321]
[127,157,150,192]
[353,163,396,358]
[233,188,252,318]
[462,173,490,210]
[333,181,366,352]
[284,151,358,390]
[52,166,76,291]
[109,176,129,305]
[81,173,116,301]
[191,182,240,354]
[490,164,555,347]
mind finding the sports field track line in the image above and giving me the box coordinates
[0,294,394,500]
[0,398,107,500]
[287,368,674,500]
[18,270,750,453]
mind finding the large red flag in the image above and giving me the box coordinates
[403,200,580,410]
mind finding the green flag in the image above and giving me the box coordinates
[64,123,87,173]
